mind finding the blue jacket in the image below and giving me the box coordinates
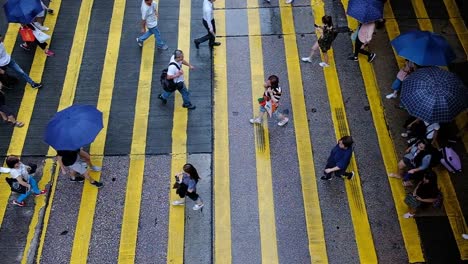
[327,144,352,170]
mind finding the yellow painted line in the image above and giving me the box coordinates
[68,0,126,262]
[410,0,433,31]
[277,2,330,263]
[118,9,154,264]
[166,0,191,262]
[246,6,279,264]
[341,0,427,262]
[382,1,405,68]
[443,0,468,59]
[3,24,19,53]
[213,2,232,264]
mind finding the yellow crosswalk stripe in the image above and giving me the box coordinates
[410,0,433,31]
[213,1,233,263]
[246,5,279,264]
[166,0,192,262]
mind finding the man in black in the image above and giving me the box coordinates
[56,148,103,188]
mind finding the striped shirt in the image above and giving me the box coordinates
[264,86,282,103]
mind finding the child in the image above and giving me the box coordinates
[301,15,336,67]
[386,60,416,99]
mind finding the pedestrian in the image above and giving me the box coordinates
[403,171,439,218]
[301,15,336,67]
[136,0,168,50]
[1,86,24,127]
[321,136,355,180]
[386,60,416,99]
[348,22,376,62]
[0,34,43,89]
[19,24,55,57]
[158,49,196,109]
[6,156,47,207]
[56,148,103,188]
[172,163,204,210]
[402,118,440,147]
[249,75,289,127]
[193,0,221,49]
[33,0,53,31]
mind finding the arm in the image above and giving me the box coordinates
[431,130,438,146]
[140,20,147,33]
[408,155,431,174]
[182,59,194,69]
[324,166,342,174]
[406,118,420,129]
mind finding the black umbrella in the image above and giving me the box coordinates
[401,67,468,123]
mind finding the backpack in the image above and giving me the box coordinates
[160,62,180,92]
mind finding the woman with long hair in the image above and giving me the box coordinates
[301,15,336,67]
[172,163,204,210]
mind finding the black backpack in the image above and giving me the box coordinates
[160,62,180,92]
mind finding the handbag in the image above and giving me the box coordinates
[19,27,35,42]
[5,177,27,194]
[31,25,51,43]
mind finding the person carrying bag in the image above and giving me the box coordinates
[19,24,54,57]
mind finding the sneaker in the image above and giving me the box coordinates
[320,175,332,180]
[34,22,49,31]
[194,39,200,49]
[70,176,85,182]
[45,49,55,57]
[172,200,185,206]
[401,132,408,138]
[193,203,204,210]
[12,200,25,207]
[91,181,104,188]
[136,38,143,47]
[157,44,169,50]
[211,42,221,47]
[158,94,167,104]
[386,92,398,99]
[182,103,196,109]
[31,83,43,89]
[90,165,101,172]
[347,56,358,61]
[301,57,312,63]
[368,53,376,62]
[20,43,30,51]
[403,212,415,219]
[319,62,329,67]
[278,117,289,127]
[462,234,468,240]
[345,171,355,180]
[35,189,47,197]
[249,118,262,124]
[285,0,293,3]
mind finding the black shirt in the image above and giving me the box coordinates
[57,149,80,166]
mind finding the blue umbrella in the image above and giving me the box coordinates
[3,0,43,24]
[401,67,468,123]
[391,30,456,66]
[347,0,384,23]
[44,105,104,150]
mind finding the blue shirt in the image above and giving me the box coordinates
[181,173,197,191]
[327,144,353,170]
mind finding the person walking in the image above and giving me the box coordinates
[193,0,221,49]
[0,34,43,89]
[136,0,168,50]
[56,148,103,188]
[321,136,355,180]
[6,156,47,207]
[249,75,289,127]
[19,23,55,57]
[33,0,53,31]
[348,22,376,62]
[157,50,196,109]
[172,163,204,210]
[1,86,24,127]
[301,15,336,67]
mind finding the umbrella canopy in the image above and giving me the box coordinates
[401,67,468,123]
[44,105,103,150]
[3,0,43,24]
[391,30,456,66]
[347,0,384,23]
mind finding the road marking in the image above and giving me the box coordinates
[278,1,331,263]
[117,7,154,264]
[410,0,432,31]
[213,1,232,263]
[166,0,191,262]
[246,5,279,264]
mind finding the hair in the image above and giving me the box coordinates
[268,75,279,89]
[173,49,184,59]
[183,163,200,183]
[6,155,20,169]
[340,136,354,148]
[322,15,333,28]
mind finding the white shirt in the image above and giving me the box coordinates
[424,121,440,139]
[141,1,158,28]
[203,0,214,31]
[10,163,30,182]
[167,55,184,83]
[0,43,11,67]
[0,167,11,173]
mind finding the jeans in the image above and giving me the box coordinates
[17,177,40,202]
[137,26,165,47]
[196,19,216,46]
[4,59,36,85]
[161,82,191,106]
[391,79,402,91]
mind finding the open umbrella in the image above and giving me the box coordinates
[3,0,43,24]
[391,30,456,66]
[401,67,468,123]
[347,0,384,23]
[44,105,103,150]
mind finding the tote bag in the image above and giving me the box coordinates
[32,25,51,43]
[19,27,35,42]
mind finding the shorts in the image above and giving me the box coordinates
[67,155,87,175]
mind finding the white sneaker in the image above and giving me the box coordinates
[403,212,415,219]
[285,0,293,3]
[249,118,262,124]
[278,117,289,127]
[90,166,102,172]
[301,57,312,63]
[34,22,49,31]
[172,200,185,206]
[319,62,329,67]
[401,132,408,138]
[193,203,204,210]
[386,92,398,99]
[462,234,468,240]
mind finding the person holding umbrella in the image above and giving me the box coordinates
[348,22,376,62]
[56,148,103,188]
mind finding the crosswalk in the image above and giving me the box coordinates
[0,0,467,263]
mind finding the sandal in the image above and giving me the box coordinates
[9,121,24,127]
[388,173,401,179]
